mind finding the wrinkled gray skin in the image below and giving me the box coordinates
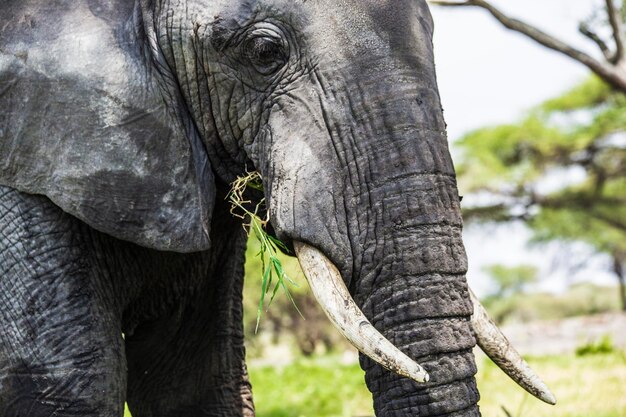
[0,0,479,416]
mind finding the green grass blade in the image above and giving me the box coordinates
[229,171,301,330]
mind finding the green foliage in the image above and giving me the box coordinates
[456,76,626,306]
[483,264,538,298]
[576,335,616,356]
[530,195,626,256]
[541,77,614,113]
[457,117,570,190]
[457,75,626,225]
[228,172,300,332]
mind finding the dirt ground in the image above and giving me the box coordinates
[499,312,626,356]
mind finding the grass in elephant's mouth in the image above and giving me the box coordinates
[228,171,301,332]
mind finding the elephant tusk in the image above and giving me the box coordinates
[294,241,430,383]
[469,289,557,405]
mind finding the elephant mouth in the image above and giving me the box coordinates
[293,241,557,406]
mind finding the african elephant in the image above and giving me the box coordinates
[0,0,555,415]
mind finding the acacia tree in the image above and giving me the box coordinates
[431,0,626,93]
[432,0,626,310]
[456,77,626,310]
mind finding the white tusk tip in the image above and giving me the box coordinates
[420,371,430,383]
[389,362,429,383]
[469,289,557,406]
[539,390,557,405]
[406,365,429,383]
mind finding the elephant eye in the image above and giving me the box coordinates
[243,32,288,76]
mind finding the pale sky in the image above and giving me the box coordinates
[429,0,617,295]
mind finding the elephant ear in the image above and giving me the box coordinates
[0,0,214,252]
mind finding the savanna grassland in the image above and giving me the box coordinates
[246,351,626,417]
[123,349,626,417]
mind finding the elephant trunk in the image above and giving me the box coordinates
[352,171,479,416]
[333,74,479,415]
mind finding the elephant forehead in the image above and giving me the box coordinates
[299,0,434,70]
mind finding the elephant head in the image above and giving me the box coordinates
[0,0,554,415]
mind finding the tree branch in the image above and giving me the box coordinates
[579,21,613,62]
[461,203,524,222]
[589,210,626,232]
[605,0,625,63]
[430,0,626,93]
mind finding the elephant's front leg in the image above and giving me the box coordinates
[0,186,126,416]
[124,223,254,417]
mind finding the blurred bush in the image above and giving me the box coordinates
[575,335,616,356]
[482,282,621,325]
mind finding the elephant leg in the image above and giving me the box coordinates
[0,186,126,416]
[125,226,254,417]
